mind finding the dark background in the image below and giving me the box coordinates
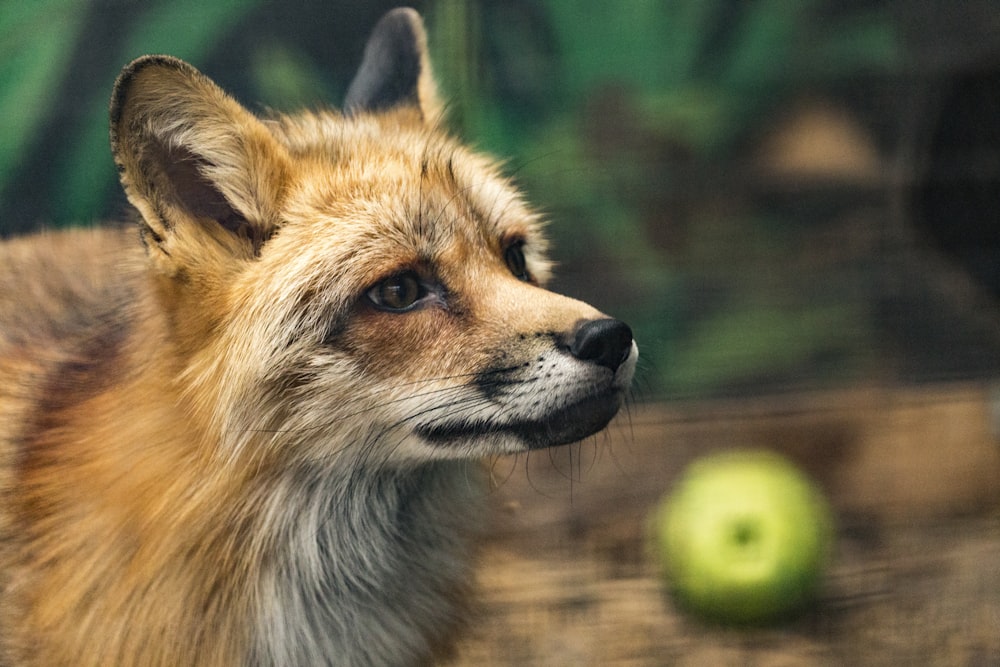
[2,0,999,399]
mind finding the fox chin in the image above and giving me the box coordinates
[0,7,636,666]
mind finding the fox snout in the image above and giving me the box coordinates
[514,316,635,449]
[411,312,636,455]
[567,318,634,373]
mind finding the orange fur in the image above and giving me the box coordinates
[0,9,636,665]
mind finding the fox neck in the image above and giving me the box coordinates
[119,378,483,665]
[250,461,481,665]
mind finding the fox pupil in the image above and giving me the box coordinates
[504,242,530,282]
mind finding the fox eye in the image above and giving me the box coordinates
[504,241,530,282]
[367,272,426,311]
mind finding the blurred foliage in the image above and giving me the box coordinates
[0,0,88,204]
[428,0,900,396]
[0,0,903,398]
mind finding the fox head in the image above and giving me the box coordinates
[109,8,636,469]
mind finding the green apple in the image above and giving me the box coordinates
[654,449,833,624]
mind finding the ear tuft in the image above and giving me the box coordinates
[344,8,441,120]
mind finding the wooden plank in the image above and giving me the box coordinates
[454,383,1000,665]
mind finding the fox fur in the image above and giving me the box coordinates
[0,8,636,666]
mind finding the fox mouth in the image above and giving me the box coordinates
[416,388,625,450]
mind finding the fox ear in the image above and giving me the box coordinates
[110,56,290,268]
[344,8,442,122]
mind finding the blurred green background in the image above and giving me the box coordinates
[2,0,999,399]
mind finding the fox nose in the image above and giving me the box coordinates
[569,318,634,372]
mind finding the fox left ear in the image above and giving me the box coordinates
[344,7,442,122]
[110,56,291,272]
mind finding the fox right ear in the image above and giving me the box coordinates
[344,8,443,122]
[110,56,291,273]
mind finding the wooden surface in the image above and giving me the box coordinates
[453,384,1000,665]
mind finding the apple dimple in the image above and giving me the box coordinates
[732,519,758,547]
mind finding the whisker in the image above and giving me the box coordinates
[487,454,517,492]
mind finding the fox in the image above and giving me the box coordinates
[0,7,636,666]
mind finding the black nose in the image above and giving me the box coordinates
[569,318,634,372]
